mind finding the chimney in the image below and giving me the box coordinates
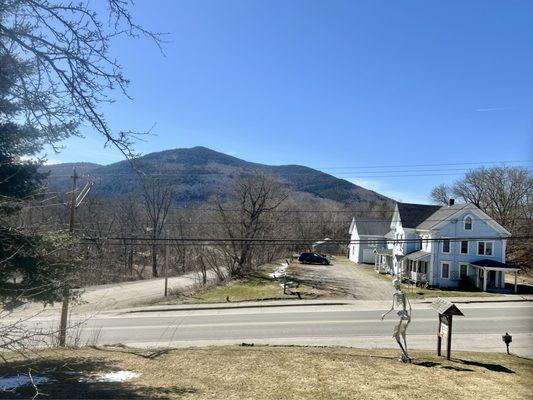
[448,198,455,206]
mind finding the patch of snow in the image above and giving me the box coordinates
[269,263,288,280]
[82,371,141,383]
[0,375,50,390]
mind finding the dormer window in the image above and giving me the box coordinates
[464,216,473,230]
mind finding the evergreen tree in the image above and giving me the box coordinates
[0,52,78,306]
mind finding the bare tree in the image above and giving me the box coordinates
[431,166,533,273]
[430,184,451,205]
[451,168,488,208]
[0,0,164,158]
[215,172,287,277]
[141,180,174,277]
[117,196,143,276]
[432,166,533,231]
[479,167,532,230]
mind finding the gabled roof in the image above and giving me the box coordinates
[431,298,464,316]
[416,203,471,230]
[397,202,441,229]
[353,219,391,236]
[416,203,512,236]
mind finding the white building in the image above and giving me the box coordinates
[349,200,519,293]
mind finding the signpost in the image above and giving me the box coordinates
[431,298,464,360]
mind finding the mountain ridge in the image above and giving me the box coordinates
[42,146,389,205]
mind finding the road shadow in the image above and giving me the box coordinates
[0,355,197,399]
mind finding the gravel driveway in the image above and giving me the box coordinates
[7,269,220,319]
[292,258,393,300]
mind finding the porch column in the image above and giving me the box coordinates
[514,271,518,294]
[483,270,487,291]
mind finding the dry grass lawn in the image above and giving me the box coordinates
[1,346,531,400]
[160,263,331,305]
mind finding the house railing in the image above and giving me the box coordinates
[375,261,390,273]
[410,271,427,283]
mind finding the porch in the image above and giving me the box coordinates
[402,250,430,285]
[373,248,393,274]
[470,259,521,293]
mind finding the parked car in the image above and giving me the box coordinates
[298,252,330,265]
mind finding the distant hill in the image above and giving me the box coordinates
[42,146,389,205]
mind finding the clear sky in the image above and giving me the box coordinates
[46,0,533,204]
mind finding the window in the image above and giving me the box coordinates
[478,241,493,256]
[460,263,468,278]
[460,240,469,254]
[464,216,473,230]
[441,239,451,253]
[441,262,450,279]
[420,261,427,274]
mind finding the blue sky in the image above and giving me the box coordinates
[47,0,533,203]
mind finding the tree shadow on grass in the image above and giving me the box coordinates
[95,346,174,361]
[453,358,515,374]
[412,361,474,372]
[0,356,197,399]
[413,358,515,374]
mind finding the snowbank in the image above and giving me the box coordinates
[269,262,289,280]
[0,375,50,390]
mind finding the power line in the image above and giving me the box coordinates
[315,159,533,170]
[45,167,533,179]
[28,214,528,229]
[83,235,532,245]
[43,159,533,176]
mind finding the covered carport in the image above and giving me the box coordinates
[470,259,521,293]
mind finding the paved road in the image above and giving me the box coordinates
[295,259,392,300]
[22,301,533,357]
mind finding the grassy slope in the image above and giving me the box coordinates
[1,346,531,400]
[163,261,504,305]
[160,263,331,305]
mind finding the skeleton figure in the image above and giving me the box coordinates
[381,278,412,362]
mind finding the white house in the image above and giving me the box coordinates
[349,200,519,293]
[348,219,390,264]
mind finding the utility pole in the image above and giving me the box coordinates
[164,230,169,297]
[58,167,78,347]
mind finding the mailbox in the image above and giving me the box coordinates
[431,298,464,360]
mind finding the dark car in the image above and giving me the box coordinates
[298,252,330,265]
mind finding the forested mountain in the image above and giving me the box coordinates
[42,146,389,205]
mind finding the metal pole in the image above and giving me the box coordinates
[59,167,77,347]
[164,230,169,297]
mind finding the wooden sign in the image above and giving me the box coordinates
[439,322,448,338]
[432,298,464,360]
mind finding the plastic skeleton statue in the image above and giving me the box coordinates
[381,278,412,362]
